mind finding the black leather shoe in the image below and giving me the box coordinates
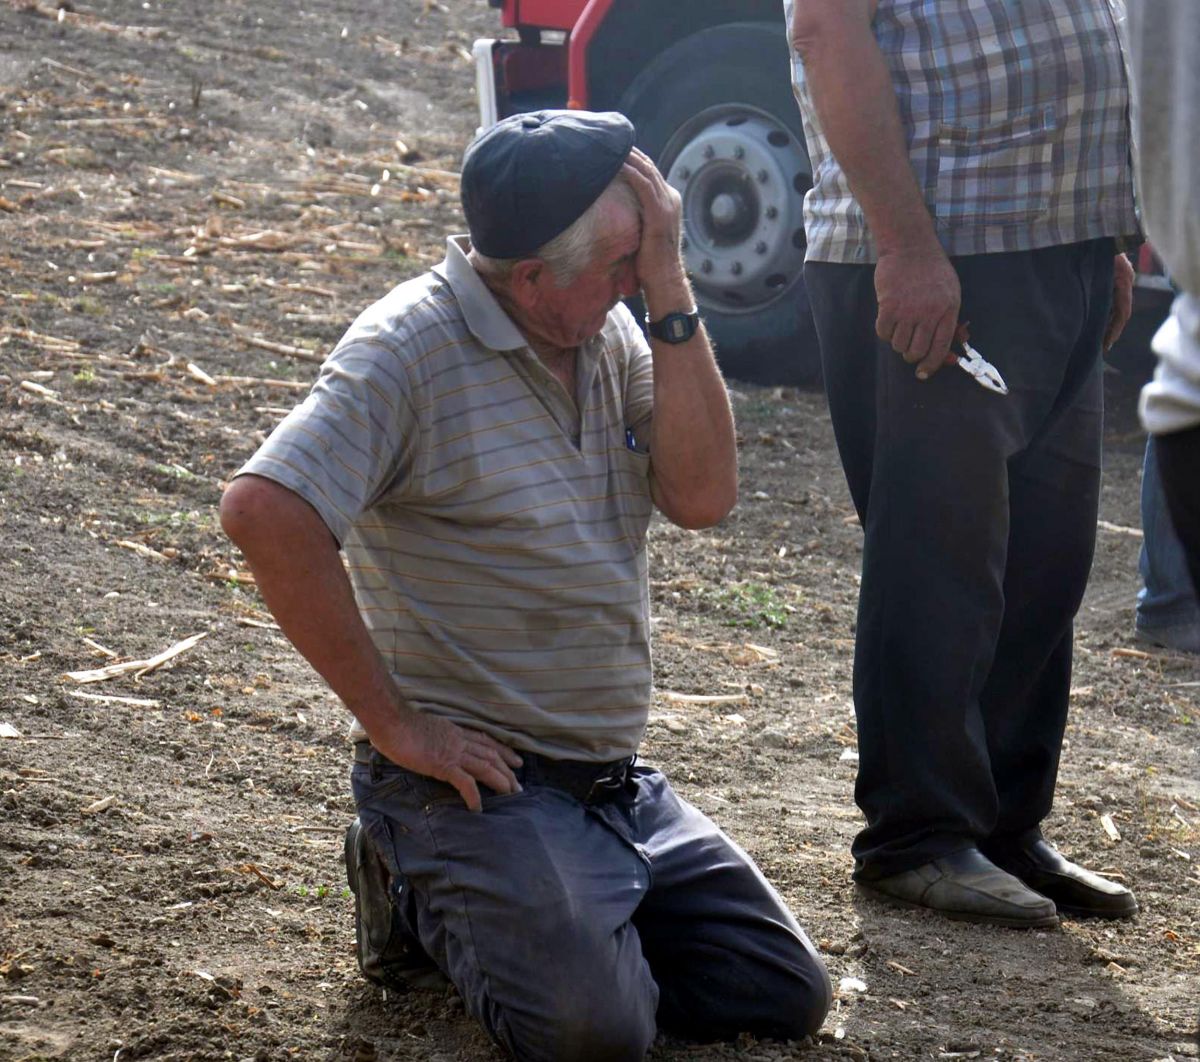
[982,836,1137,920]
[855,846,1059,928]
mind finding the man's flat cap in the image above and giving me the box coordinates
[461,109,635,260]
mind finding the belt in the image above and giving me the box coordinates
[353,740,636,805]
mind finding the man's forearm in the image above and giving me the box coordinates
[792,0,961,371]
[219,475,406,738]
[643,272,738,529]
[791,0,937,255]
[220,475,523,807]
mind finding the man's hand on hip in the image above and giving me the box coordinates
[1103,252,1135,351]
[369,711,523,813]
[874,247,962,379]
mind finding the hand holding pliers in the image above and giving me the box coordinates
[948,322,1008,395]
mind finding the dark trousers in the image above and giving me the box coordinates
[352,753,831,1062]
[805,239,1113,879]
[1156,424,1200,596]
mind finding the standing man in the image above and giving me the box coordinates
[220,110,830,1061]
[785,0,1140,926]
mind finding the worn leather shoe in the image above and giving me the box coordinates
[855,846,1059,928]
[982,836,1137,920]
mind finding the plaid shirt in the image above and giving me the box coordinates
[785,0,1141,262]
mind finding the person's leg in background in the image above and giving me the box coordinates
[1135,433,1200,653]
[1153,424,1200,602]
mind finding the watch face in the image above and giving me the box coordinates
[650,311,698,343]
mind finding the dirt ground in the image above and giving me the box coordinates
[1,2,1198,1060]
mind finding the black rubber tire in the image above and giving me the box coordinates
[618,21,821,386]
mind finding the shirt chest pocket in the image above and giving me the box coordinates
[933,106,1058,227]
[612,445,653,550]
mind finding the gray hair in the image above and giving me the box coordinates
[474,172,639,288]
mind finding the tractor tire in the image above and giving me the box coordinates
[619,21,820,386]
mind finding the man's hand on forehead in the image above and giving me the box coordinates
[622,148,686,290]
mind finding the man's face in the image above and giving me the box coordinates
[530,198,641,349]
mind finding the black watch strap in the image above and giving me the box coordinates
[646,310,700,345]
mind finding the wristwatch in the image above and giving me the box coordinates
[646,310,700,344]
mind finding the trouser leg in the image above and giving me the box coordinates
[595,768,830,1042]
[352,763,657,1062]
[966,244,1110,835]
[807,261,1015,875]
[1155,424,1200,596]
[980,356,1104,835]
[1136,436,1200,633]
[804,240,1111,878]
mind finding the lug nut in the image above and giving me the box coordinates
[765,206,779,220]
[755,241,768,254]
[757,170,769,183]
[678,167,691,181]
[681,236,689,250]
[731,261,743,276]
[703,145,715,159]
[701,259,713,274]
[733,146,745,160]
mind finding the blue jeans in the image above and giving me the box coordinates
[1137,435,1200,649]
[351,753,831,1062]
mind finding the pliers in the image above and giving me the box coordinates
[949,323,1008,395]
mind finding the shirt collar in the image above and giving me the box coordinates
[433,236,529,352]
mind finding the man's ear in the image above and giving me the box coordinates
[509,258,546,313]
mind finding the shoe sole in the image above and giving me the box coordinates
[1053,901,1138,921]
[1134,628,1200,654]
[344,819,361,894]
[855,882,1060,929]
[344,818,449,992]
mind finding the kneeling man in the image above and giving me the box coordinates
[220,110,831,1061]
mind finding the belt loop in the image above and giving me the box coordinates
[369,750,382,784]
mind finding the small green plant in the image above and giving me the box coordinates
[702,582,792,630]
[73,296,107,317]
[293,882,341,901]
[74,367,96,384]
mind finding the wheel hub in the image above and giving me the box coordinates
[664,111,809,314]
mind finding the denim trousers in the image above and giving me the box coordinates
[1136,434,1200,644]
[351,752,831,1062]
[805,239,1113,878]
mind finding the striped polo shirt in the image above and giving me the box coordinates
[784,0,1141,262]
[238,237,656,761]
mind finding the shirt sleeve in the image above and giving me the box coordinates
[235,338,417,546]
